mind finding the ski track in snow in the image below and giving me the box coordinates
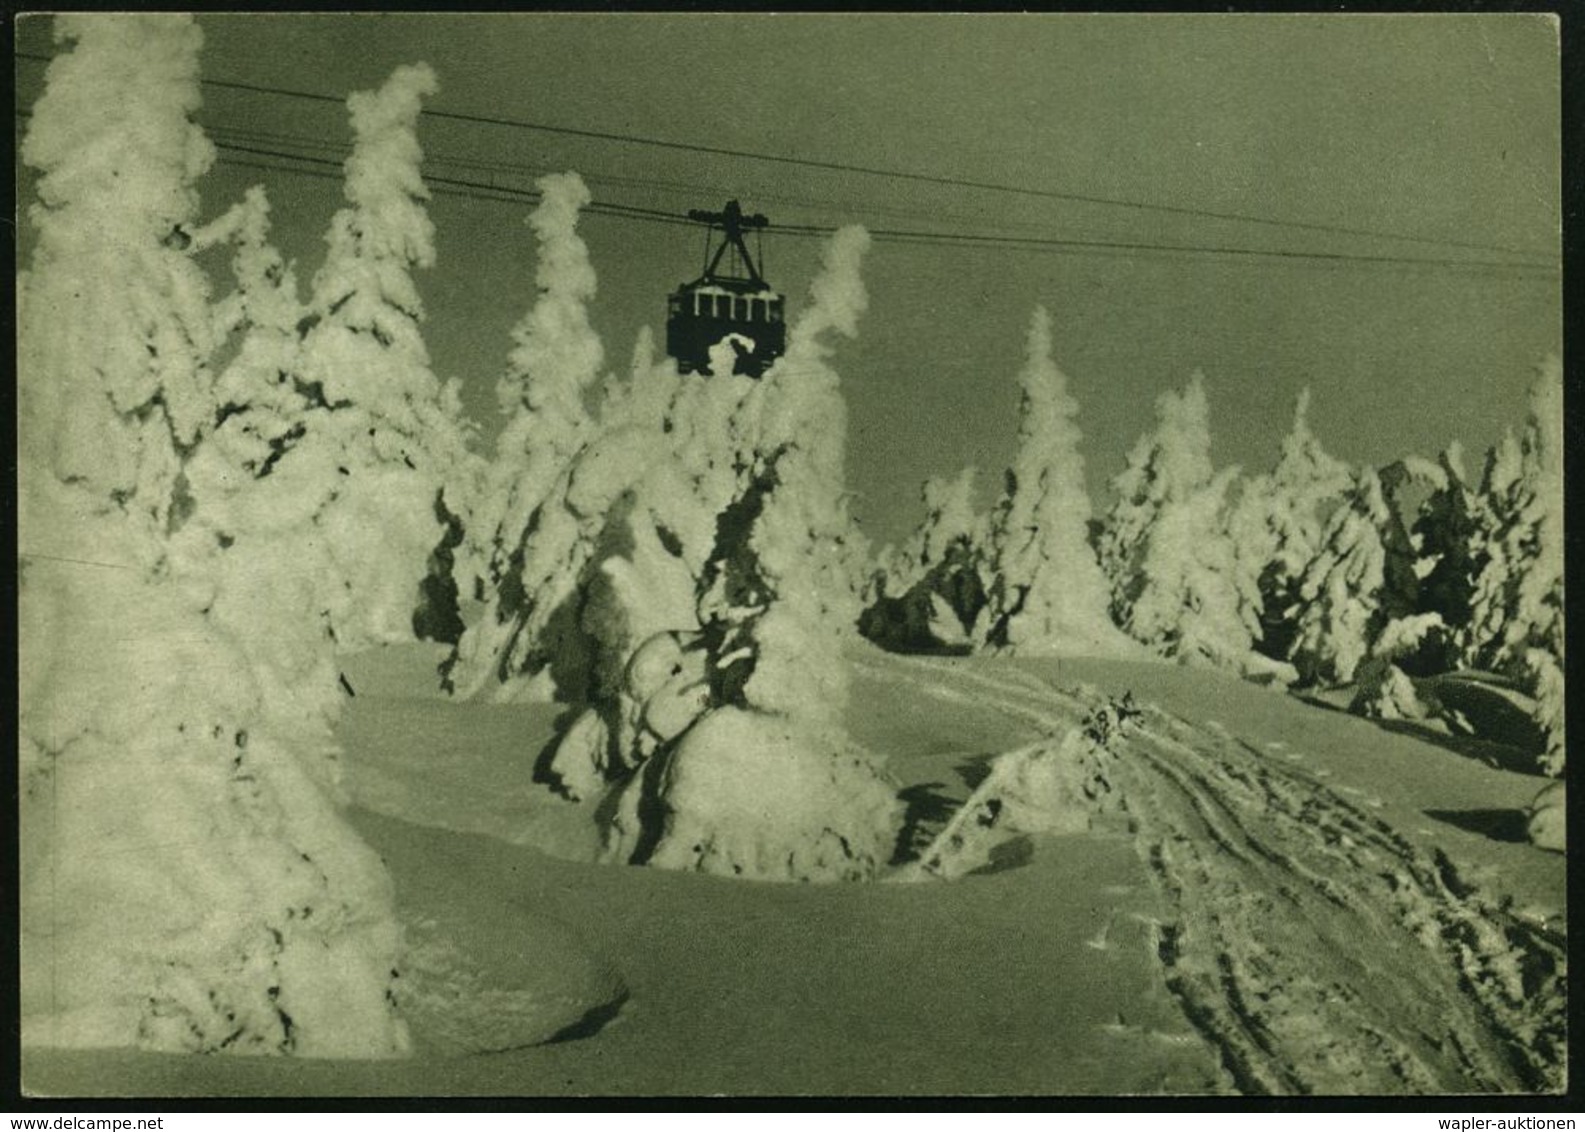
[855,651,1567,1095]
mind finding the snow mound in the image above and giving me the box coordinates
[899,700,1134,881]
[1349,658,1427,721]
[543,707,613,803]
[613,707,902,883]
[1415,672,1547,754]
[626,631,711,746]
[397,912,624,1056]
[1235,651,1299,688]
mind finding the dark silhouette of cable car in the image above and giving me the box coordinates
[666,200,786,378]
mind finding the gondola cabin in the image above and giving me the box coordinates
[666,200,787,378]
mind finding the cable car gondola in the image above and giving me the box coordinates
[666,200,786,379]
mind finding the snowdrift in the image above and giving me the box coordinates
[601,706,901,882]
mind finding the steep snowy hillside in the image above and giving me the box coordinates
[22,642,1565,1097]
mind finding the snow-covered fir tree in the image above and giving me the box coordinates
[1466,359,1565,772]
[858,466,990,652]
[478,171,605,588]
[449,179,777,796]
[1226,388,1353,662]
[445,172,610,701]
[597,226,901,882]
[1286,466,1400,687]
[292,62,473,654]
[980,306,1133,656]
[571,335,698,691]
[702,224,873,730]
[1098,373,1256,669]
[18,15,408,1057]
[174,185,351,775]
[1098,373,1215,619]
[914,468,986,592]
[1350,361,1563,773]
[1376,457,1436,631]
[1515,360,1564,774]
[182,63,472,731]
[1464,425,1527,669]
[1131,466,1255,666]
[541,330,763,794]
[1406,442,1480,671]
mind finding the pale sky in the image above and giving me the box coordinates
[15,13,1562,546]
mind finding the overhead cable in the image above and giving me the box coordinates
[210,141,1559,277]
[15,47,1554,262]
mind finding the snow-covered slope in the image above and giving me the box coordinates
[23,642,1566,1096]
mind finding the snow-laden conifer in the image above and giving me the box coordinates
[1286,467,1397,686]
[981,307,1133,656]
[1492,360,1565,772]
[174,185,350,763]
[1098,374,1215,619]
[1464,426,1526,669]
[1099,374,1254,668]
[1376,459,1435,632]
[446,173,611,700]
[478,172,605,587]
[1129,466,1254,666]
[606,226,901,882]
[1226,388,1353,661]
[289,62,471,653]
[544,342,760,788]
[859,467,990,652]
[1406,442,1480,671]
[711,225,873,726]
[916,468,986,584]
[19,16,407,1057]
